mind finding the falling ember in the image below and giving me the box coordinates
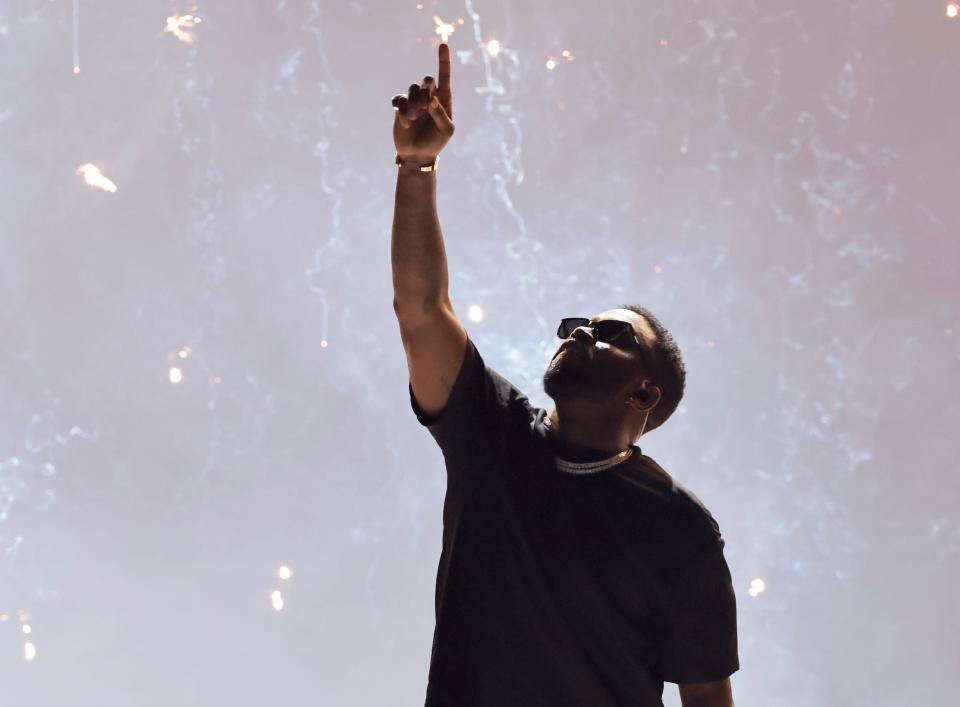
[277,565,293,581]
[653,265,662,273]
[486,39,501,57]
[169,367,183,384]
[659,38,669,47]
[164,14,203,44]
[178,347,190,359]
[748,578,766,597]
[948,3,959,19]
[17,609,30,623]
[73,66,80,75]
[468,305,484,324]
[433,16,455,42]
[24,641,37,662]
[561,49,574,61]
[271,589,285,611]
[22,625,32,635]
[76,163,118,193]
[546,58,557,70]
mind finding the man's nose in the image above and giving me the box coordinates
[571,327,595,346]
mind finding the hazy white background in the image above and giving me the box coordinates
[2,1,958,705]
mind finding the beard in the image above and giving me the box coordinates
[542,349,620,404]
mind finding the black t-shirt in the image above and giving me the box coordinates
[409,336,739,707]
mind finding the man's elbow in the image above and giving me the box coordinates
[678,676,735,707]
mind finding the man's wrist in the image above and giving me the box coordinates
[396,154,439,174]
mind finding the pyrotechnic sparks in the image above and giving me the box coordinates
[169,367,183,384]
[277,565,292,581]
[24,641,37,662]
[270,589,285,611]
[748,578,766,597]
[467,305,484,324]
[76,163,118,193]
[486,39,501,57]
[164,13,203,44]
[433,16,455,42]
[947,3,959,18]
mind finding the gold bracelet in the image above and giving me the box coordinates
[396,154,439,172]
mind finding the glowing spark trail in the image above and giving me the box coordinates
[433,16,455,42]
[76,163,117,192]
[164,13,203,44]
[72,0,80,74]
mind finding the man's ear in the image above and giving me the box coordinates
[634,381,661,411]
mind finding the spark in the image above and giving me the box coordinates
[76,163,118,193]
[486,39,501,57]
[546,58,557,70]
[164,13,203,44]
[178,347,190,359]
[22,624,32,635]
[748,578,766,597]
[271,589,285,611]
[948,3,959,19]
[277,565,292,581]
[169,367,183,384]
[24,641,37,662]
[72,0,80,75]
[467,305,484,323]
[433,15,455,42]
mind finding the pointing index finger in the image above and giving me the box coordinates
[437,42,453,119]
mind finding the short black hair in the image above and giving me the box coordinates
[617,304,686,434]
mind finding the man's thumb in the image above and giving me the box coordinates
[427,96,454,135]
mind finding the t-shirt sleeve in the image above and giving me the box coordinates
[408,334,530,453]
[657,538,740,684]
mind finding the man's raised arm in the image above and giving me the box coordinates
[390,43,467,419]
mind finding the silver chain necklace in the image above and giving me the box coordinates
[544,417,635,474]
[554,447,634,474]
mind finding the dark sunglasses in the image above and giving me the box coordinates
[556,317,643,350]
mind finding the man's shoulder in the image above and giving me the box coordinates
[637,455,724,548]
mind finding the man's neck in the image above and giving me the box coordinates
[546,407,635,460]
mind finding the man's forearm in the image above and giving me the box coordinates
[391,166,450,314]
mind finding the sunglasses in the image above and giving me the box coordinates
[556,317,643,351]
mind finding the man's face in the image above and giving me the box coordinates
[543,309,655,405]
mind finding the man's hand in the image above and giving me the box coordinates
[391,43,455,162]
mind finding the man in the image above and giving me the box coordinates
[391,43,739,707]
